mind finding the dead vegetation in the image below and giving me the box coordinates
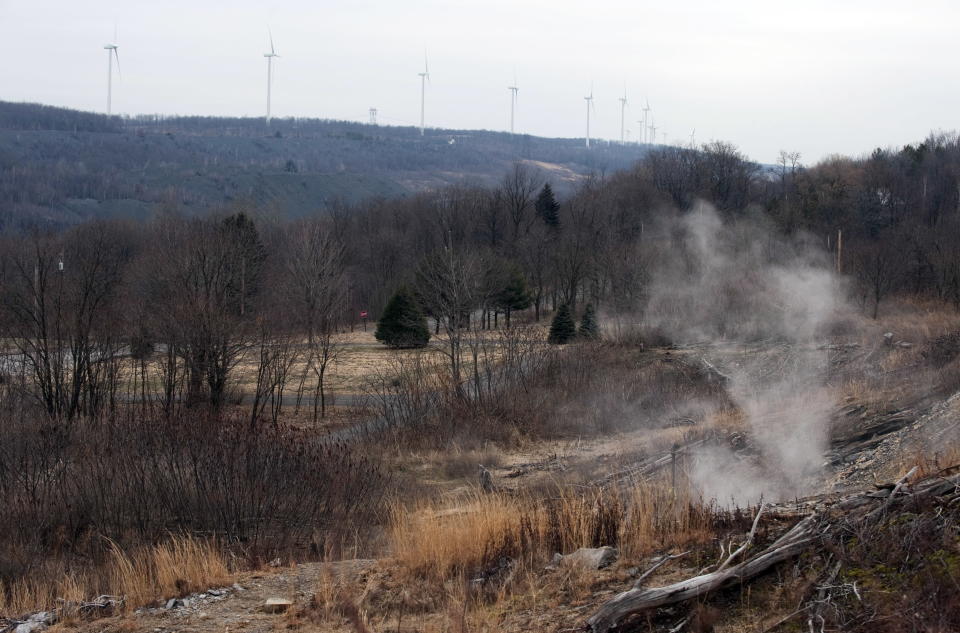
[7,299,960,632]
[0,535,229,618]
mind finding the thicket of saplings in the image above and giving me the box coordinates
[4,131,960,615]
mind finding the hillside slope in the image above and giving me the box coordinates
[0,101,649,230]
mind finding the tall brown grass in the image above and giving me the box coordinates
[0,535,230,617]
[389,479,713,584]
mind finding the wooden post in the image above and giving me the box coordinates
[836,229,842,274]
[671,443,679,492]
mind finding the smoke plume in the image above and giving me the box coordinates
[644,202,843,504]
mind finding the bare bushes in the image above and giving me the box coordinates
[367,332,731,450]
[0,404,388,610]
[471,342,730,440]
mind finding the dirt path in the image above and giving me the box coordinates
[74,561,376,633]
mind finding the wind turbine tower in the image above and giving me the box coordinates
[641,99,651,144]
[507,77,519,135]
[649,121,658,145]
[584,87,594,149]
[264,30,280,125]
[103,38,120,115]
[369,108,378,125]
[418,52,430,136]
[618,89,628,145]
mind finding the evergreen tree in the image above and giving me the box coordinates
[547,303,576,344]
[375,286,430,348]
[221,211,266,317]
[534,183,561,229]
[496,267,532,327]
[579,303,600,339]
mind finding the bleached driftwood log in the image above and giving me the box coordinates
[587,469,960,633]
[586,517,818,633]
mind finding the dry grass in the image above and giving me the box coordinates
[108,535,231,609]
[389,479,712,585]
[0,535,231,618]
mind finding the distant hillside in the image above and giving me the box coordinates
[0,101,650,231]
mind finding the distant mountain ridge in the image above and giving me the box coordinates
[0,101,650,231]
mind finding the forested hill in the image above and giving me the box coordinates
[0,101,649,231]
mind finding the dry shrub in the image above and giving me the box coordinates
[108,535,230,608]
[829,502,960,632]
[0,535,228,617]
[0,406,387,611]
[389,480,713,584]
[437,444,504,480]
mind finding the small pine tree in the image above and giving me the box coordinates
[496,267,532,327]
[535,183,561,229]
[375,286,430,348]
[547,303,577,344]
[579,303,600,339]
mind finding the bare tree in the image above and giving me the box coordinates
[279,219,347,421]
[415,242,484,398]
[144,213,261,409]
[499,162,544,241]
[0,222,130,419]
[855,236,903,319]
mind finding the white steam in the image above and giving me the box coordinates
[644,202,843,504]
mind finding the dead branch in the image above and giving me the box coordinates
[633,551,689,588]
[883,465,917,510]
[717,503,765,572]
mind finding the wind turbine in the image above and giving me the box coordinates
[584,85,595,149]
[418,51,430,136]
[264,29,280,125]
[649,120,658,145]
[618,87,628,145]
[103,29,120,115]
[507,72,519,135]
[641,99,651,144]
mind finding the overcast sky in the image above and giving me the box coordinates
[1,0,957,164]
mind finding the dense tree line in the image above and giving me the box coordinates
[3,128,960,415]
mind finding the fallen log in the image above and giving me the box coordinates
[586,517,818,633]
[586,469,960,632]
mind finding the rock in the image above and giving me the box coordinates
[897,341,913,348]
[626,567,640,577]
[28,613,53,624]
[232,583,245,592]
[883,332,894,345]
[165,598,179,609]
[560,546,619,570]
[261,598,293,614]
[268,557,283,567]
[15,622,47,633]
[207,589,224,597]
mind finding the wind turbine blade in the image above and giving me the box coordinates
[113,49,121,78]
[269,28,275,55]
